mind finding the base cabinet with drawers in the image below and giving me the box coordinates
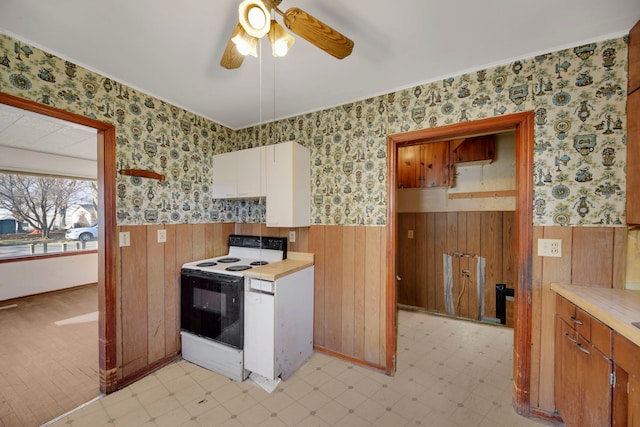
[554,293,640,427]
[554,294,613,427]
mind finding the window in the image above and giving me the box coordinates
[0,172,98,259]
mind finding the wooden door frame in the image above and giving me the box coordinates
[0,92,118,393]
[386,111,534,415]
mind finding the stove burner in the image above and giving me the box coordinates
[226,265,252,272]
[250,260,269,266]
[217,257,240,263]
[196,261,218,267]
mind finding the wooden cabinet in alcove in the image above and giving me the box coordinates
[397,141,450,188]
[397,136,495,189]
[450,135,495,164]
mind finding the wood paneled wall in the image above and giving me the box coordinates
[221,223,388,367]
[306,225,387,368]
[114,222,387,384]
[529,225,627,414]
[116,223,234,379]
[397,212,515,324]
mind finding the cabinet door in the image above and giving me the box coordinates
[397,145,421,188]
[237,146,266,198]
[265,141,310,227]
[629,375,640,427]
[579,336,613,426]
[451,135,495,164]
[212,151,238,198]
[629,19,640,94]
[613,332,640,426]
[420,141,450,187]
[555,318,581,426]
[628,90,640,224]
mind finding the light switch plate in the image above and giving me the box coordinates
[157,229,166,243]
[538,238,561,257]
[408,230,414,239]
[119,231,130,247]
[289,231,296,243]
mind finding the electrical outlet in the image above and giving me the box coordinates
[538,238,561,257]
[157,229,166,243]
[119,231,130,247]
[289,231,296,243]
[408,230,414,239]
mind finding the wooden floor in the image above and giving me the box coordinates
[0,285,99,427]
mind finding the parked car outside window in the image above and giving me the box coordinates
[65,224,98,241]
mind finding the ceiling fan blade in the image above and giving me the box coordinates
[283,7,354,60]
[220,23,245,69]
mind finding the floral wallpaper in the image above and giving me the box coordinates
[0,33,629,227]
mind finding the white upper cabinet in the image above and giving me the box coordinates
[265,141,310,228]
[211,146,266,199]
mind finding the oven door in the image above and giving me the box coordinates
[180,268,243,349]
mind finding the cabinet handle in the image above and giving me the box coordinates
[575,342,590,354]
[564,331,577,344]
[569,315,583,325]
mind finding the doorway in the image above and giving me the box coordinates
[396,131,517,327]
[386,112,534,414]
[0,93,118,397]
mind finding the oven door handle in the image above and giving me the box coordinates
[247,288,274,296]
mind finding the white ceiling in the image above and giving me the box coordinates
[0,103,96,161]
[0,0,639,131]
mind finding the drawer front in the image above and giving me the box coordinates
[574,306,592,342]
[556,294,577,328]
[590,316,612,358]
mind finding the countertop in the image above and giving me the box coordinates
[551,283,640,348]
[244,251,314,281]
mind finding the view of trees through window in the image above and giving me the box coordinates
[0,172,98,258]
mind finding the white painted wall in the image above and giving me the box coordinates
[626,228,640,290]
[397,132,516,213]
[0,253,98,301]
[0,145,97,180]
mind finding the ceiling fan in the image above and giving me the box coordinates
[220,0,354,69]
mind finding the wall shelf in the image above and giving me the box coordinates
[118,169,165,181]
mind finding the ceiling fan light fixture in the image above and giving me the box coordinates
[238,0,271,38]
[268,20,295,57]
[232,27,258,57]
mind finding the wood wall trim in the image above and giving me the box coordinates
[387,112,535,414]
[313,345,386,373]
[513,112,534,414]
[388,112,533,145]
[447,190,516,199]
[0,92,113,131]
[386,136,398,374]
[0,92,118,393]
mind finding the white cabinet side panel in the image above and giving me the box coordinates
[275,266,315,379]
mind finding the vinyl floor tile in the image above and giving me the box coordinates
[47,310,550,427]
